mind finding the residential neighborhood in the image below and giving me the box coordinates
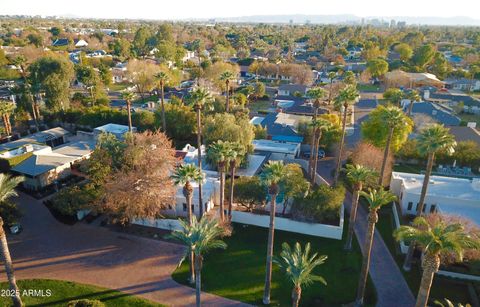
[0,2,479,307]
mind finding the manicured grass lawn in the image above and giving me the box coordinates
[173,222,376,306]
[248,100,272,113]
[458,113,480,126]
[375,207,476,305]
[109,83,132,92]
[357,84,381,92]
[0,279,163,307]
[393,164,424,174]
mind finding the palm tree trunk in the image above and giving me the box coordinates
[379,127,394,186]
[126,101,132,132]
[355,209,378,306]
[345,183,362,251]
[415,253,440,307]
[6,114,12,136]
[225,81,230,112]
[195,254,203,307]
[292,286,302,307]
[407,99,415,117]
[403,152,435,271]
[161,83,166,132]
[196,107,204,217]
[219,163,225,221]
[185,188,195,284]
[334,103,348,185]
[0,217,22,307]
[308,108,318,178]
[263,192,278,305]
[228,161,235,220]
[30,94,39,131]
[312,130,323,184]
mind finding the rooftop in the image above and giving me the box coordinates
[94,123,134,135]
[392,172,480,201]
[252,139,299,155]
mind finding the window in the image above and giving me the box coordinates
[407,202,413,210]
[415,203,419,212]
[182,203,187,212]
[430,204,437,213]
[422,204,426,213]
[191,205,195,212]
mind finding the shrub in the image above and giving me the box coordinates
[67,299,106,307]
[291,184,345,225]
[49,183,99,216]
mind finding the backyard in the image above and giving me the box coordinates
[172,222,376,306]
[375,205,479,305]
[0,279,163,307]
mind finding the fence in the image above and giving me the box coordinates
[132,218,183,231]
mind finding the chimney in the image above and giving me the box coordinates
[424,90,430,100]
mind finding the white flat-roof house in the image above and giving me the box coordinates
[390,172,480,225]
[252,139,301,160]
[94,123,136,140]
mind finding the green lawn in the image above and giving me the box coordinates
[357,84,381,92]
[248,100,272,113]
[172,222,376,306]
[0,279,163,307]
[458,113,480,126]
[393,164,424,174]
[108,83,132,92]
[375,207,476,305]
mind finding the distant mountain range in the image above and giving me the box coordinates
[212,14,480,26]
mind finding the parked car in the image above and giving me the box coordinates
[9,223,22,234]
[303,149,325,159]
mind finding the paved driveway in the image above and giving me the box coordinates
[3,192,248,307]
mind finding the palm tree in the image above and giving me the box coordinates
[121,91,136,132]
[344,164,377,251]
[154,71,169,132]
[0,174,24,307]
[403,124,456,271]
[378,105,410,186]
[220,71,235,112]
[333,85,360,185]
[171,164,204,284]
[225,142,243,220]
[187,87,213,217]
[355,188,397,306]
[261,160,288,305]
[12,55,39,130]
[309,118,333,184]
[327,71,337,103]
[0,100,16,136]
[395,217,480,307]
[306,87,326,179]
[208,141,230,221]
[343,71,357,86]
[169,216,227,307]
[274,242,328,307]
[406,89,421,117]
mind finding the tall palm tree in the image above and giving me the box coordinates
[344,164,377,251]
[355,188,397,306]
[0,100,16,136]
[403,124,456,271]
[406,89,421,117]
[0,174,24,307]
[343,71,357,86]
[261,160,288,305]
[121,91,136,132]
[171,164,204,284]
[154,71,169,132]
[208,141,230,221]
[220,71,235,112]
[306,87,326,179]
[378,105,410,186]
[187,87,213,217]
[169,216,227,307]
[395,217,480,307]
[274,242,328,307]
[327,71,337,103]
[333,85,360,185]
[310,118,334,184]
[12,55,39,130]
[225,142,243,220]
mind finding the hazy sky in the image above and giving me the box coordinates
[2,0,480,20]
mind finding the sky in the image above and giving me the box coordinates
[2,0,480,20]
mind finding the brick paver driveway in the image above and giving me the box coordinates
[3,192,248,306]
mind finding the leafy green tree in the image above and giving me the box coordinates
[292,184,345,224]
[155,103,196,145]
[226,176,266,212]
[282,163,309,215]
[344,164,377,251]
[261,161,288,305]
[29,56,74,110]
[333,85,360,184]
[367,58,389,78]
[395,217,480,307]
[0,174,24,307]
[168,217,227,307]
[412,44,436,69]
[132,27,153,57]
[274,242,327,307]
[356,188,396,306]
[49,26,62,37]
[395,43,413,62]
[383,88,404,106]
[403,124,456,271]
[75,64,103,104]
[109,38,131,60]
